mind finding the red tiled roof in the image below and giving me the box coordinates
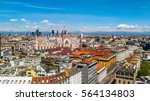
[97,63,105,71]
[91,53,114,60]
[80,59,92,65]
[31,71,69,84]
[48,47,72,55]
[72,51,90,55]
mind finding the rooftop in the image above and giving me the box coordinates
[116,64,136,77]
[48,47,72,55]
[97,63,105,73]
[31,71,69,84]
[64,67,80,76]
[126,56,140,64]
[91,54,115,61]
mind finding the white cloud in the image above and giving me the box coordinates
[115,24,150,32]
[1,1,63,10]
[26,5,62,10]
[41,20,49,24]
[10,19,18,22]
[20,18,27,22]
[117,24,138,29]
[41,20,64,27]
[48,23,64,27]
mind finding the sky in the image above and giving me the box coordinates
[0,0,150,32]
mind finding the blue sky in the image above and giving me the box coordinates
[0,0,150,32]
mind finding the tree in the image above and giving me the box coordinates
[137,61,150,78]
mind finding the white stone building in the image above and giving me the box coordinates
[0,77,32,84]
[77,60,98,84]
[34,33,80,50]
[97,66,107,83]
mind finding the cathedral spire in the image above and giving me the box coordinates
[63,25,67,35]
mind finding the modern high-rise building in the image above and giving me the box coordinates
[52,30,55,36]
[36,28,39,36]
[35,28,41,36]
[56,30,59,36]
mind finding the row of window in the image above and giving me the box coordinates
[0,79,31,84]
[117,79,131,84]
[116,76,133,80]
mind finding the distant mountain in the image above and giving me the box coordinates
[0,31,150,36]
[70,31,150,36]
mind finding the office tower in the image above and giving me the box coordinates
[56,30,59,36]
[52,30,55,36]
[36,28,39,36]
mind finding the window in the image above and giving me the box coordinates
[10,80,14,84]
[15,80,18,84]
[42,80,45,83]
[2,80,6,84]
[33,80,36,84]
[23,80,26,84]
[19,80,22,84]
[38,80,40,83]
[119,80,121,84]
[46,80,49,83]
[6,80,9,84]
[28,80,31,84]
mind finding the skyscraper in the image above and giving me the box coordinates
[36,28,39,36]
[56,30,59,36]
[52,30,55,36]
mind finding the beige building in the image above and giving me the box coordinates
[115,64,137,84]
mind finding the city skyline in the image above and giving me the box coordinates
[1,0,150,32]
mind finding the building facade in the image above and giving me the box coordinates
[115,64,136,84]
[0,77,32,84]
[34,31,80,50]
[77,60,98,84]
[31,67,82,84]
[97,64,107,83]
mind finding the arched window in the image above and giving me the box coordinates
[64,40,69,47]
